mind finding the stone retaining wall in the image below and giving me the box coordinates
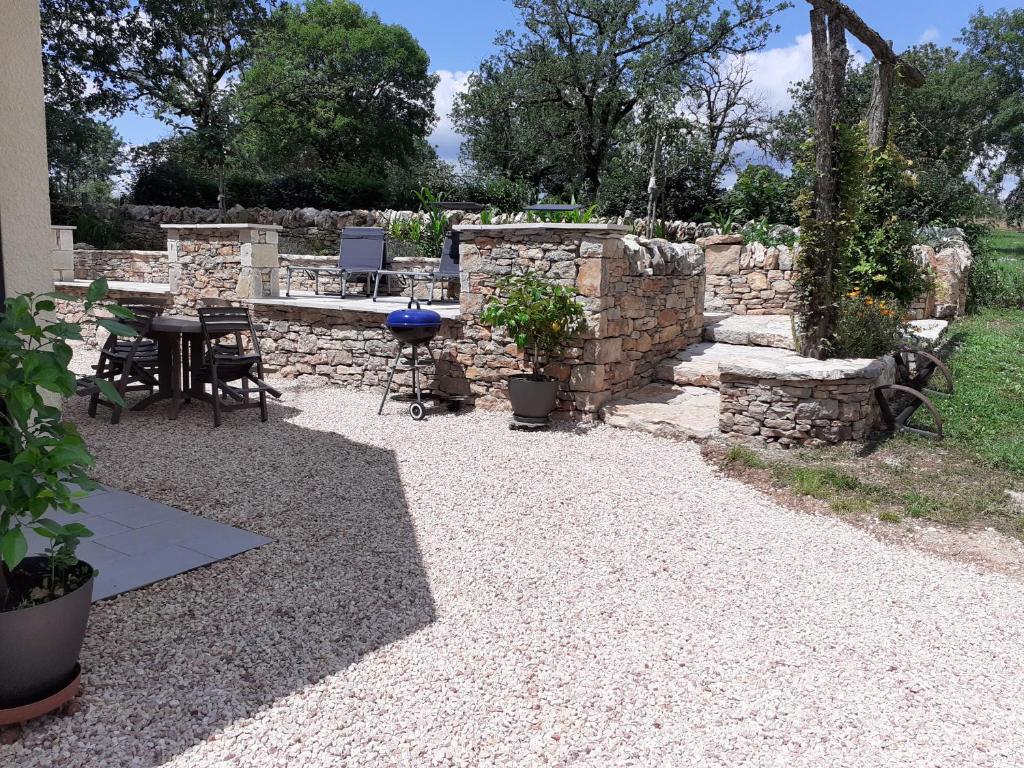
[73,249,169,284]
[249,304,461,393]
[703,232,973,320]
[453,225,705,416]
[700,235,798,315]
[718,356,896,447]
[57,203,720,252]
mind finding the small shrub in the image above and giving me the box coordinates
[878,510,903,524]
[480,271,586,376]
[741,217,798,248]
[832,293,909,358]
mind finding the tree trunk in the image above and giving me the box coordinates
[866,59,895,150]
[217,159,227,223]
[800,8,848,359]
[645,130,662,238]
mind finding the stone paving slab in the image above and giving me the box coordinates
[602,383,720,441]
[657,341,800,388]
[27,486,270,601]
[702,312,796,349]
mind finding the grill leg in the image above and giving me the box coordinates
[412,344,422,404]
[378,347,402,415]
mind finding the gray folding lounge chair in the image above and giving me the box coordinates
[372,231,460,304]
[285,227,387,297]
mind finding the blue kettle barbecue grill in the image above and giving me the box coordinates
[378,301,463,420]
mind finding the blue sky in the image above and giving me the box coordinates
[112,0,1012,164]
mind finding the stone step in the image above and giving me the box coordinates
[656,341,803,389]
[602,384,720,442]
[703,312,796,350]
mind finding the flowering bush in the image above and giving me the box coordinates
[832,291,909,358]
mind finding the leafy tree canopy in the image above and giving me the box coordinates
[453,0,786,199]
[237,0,438,174]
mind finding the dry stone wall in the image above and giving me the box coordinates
[73,249,169,284]
[718,356,896,447]
[452,225,705,416]
[701,234,798,314]
[59,203,720,252]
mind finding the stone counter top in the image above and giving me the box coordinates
[719,353,895,381]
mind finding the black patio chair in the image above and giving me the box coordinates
[80,305,162,424]
[372,231,460,304]
[194,305,281,427]
[285,227,387,297]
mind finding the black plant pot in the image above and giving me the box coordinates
[0,557,94,709]
[508,374,560,420]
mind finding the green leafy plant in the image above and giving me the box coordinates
[708,209,742,235]
[72,212,124,250]
[741,217,798,248]
[0,279,133,610]
[480,271,586,377]
[414,186,449,258]
[831,292,909,358]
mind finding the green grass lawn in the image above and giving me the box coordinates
[988,229,1024,262]
[937,310,1024,474]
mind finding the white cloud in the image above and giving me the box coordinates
[429,69,473,164]
[919,27,940,44]
[736,33,867,114]
[736,33,814,112]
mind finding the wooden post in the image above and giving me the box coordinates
[866,59,895,149]
[801,8,849,358]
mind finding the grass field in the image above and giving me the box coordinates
[988,228,1024,262]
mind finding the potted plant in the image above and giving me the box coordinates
[0,280,132,720]
[480,271,586,422]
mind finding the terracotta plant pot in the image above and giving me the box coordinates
[508,374,560,419]
[0,557,94,711]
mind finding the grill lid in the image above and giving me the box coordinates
[386,308,442,329]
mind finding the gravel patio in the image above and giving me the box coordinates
[3,370,1024,767]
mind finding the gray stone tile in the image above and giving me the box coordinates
[92,545,214,601]
[31,486,270,601]
[83,490,190,528]
[75,540,131,569]
[97,516,269,560]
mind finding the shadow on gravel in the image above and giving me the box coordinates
[14,393,436,766]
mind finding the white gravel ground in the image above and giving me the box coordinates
[4,370,1024,767]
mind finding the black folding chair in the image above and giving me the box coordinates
[285,227,387,297]
[81,305,162,424]
[372,231,460,304]
[194,306,281,427]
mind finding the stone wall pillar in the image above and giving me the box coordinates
[50,225,76,282]
[452,223,705,417]
[162,224,281,313]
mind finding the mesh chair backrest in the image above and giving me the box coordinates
[337,227,386,271]
[438,232,460,276]
[198,306,260,355]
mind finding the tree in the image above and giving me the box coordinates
[40,0,130,201]
[106,0,276,215]
[46,109,125,204]
[237,0,437,176]
[454,0,786,198]
[680,57,772,205]
[960,8,1024,184]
